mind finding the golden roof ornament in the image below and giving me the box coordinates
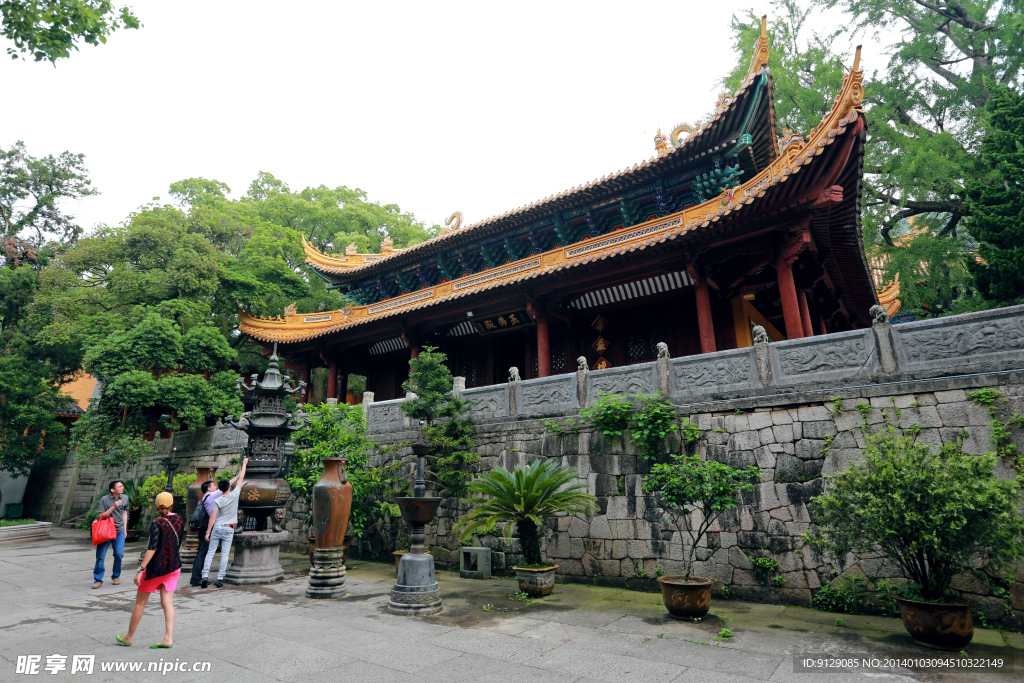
[654,129,669,158]
[346,242,358,256]
[443,211,463,234]
[380,236,395,252]
[743,15,770,85]
[284,302,297,316]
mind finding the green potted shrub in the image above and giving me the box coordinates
[455,460,597,597]
[642,453,759,620]
[811,426,1024,650]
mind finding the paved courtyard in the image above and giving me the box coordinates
[1,530,1021,682]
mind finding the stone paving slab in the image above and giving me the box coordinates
[0,530,1021,683]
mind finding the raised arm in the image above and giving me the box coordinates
[234,457,249,490]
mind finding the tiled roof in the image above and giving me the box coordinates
[303,23,777,282]
[242,42,870,346]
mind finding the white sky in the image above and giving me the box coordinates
[2,0,879,236]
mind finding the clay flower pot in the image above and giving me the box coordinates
[513,565,559,598]
[311,458,353,550]
[658,576,713,620]
[895,596,975,650]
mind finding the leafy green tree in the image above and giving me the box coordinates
[811,425,1024,601]
[69,307,243,467]
[965,84,1024,302]
[1,0,140,62]
[1,141,97,245]
[0,141,95,475]
[643,454,759,581]
[726,0,1024,307]
[245,171,439,254]
[401,345,480,494]
[455,461,598,567]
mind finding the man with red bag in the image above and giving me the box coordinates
[93,480,129,589]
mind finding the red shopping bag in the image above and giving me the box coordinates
[92,516,116,545]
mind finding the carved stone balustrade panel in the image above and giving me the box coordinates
[587,362,658,405]
[891,304,1024,375]
[769,329,878,386]
[670,347,758,400]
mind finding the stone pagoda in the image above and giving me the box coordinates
[222,341,305,584]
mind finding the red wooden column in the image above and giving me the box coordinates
[689,266,716,354]
[326,358,338,400]
[536,312,551,377]
[410,345,419,360]
[775,252,805,340]
[797,289,815,337]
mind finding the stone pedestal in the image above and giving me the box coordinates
[179,532,199,564]
[306,547,346,598]
[388,552,442,615]
[223,531,289,585]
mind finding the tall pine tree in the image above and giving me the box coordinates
[965,85,1024,303]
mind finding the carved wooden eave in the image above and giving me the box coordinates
[240,47,870,345]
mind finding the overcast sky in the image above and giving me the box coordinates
[3,1,876,236]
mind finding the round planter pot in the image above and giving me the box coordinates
[513,565,559,598]
[125,529,143,543]
[658,576,713,620]
[895,596,975,650]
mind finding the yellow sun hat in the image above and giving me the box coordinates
[155,491,174,509]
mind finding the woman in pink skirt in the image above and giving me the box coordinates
[116,491,185,648]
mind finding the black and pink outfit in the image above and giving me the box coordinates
[139,513,185,593]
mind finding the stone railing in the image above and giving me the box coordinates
[364,304,1024,433]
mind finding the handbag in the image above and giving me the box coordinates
[91,516,116,545]
[189,494,210,531]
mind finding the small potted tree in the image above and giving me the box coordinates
[811,426,1024,650]
[455,460,597,597]
[643,453,759,619]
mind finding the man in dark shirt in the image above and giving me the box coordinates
[93,480,129,589]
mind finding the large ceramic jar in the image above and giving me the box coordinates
[186,467,218,523]
[311,457,352,549]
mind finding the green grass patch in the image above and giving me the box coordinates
[0,518,37,527]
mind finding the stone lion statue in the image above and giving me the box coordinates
[577,356,588,372]
[752,325,769,344]
[656,342,670,359]
[509,366,520,382]
[869,304,889,324]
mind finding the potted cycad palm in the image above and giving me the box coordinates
[455,460,597,597]
[811,426,1024,650]
[643,453,759,620]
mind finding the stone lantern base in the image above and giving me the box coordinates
[388,552,442,615]
[223,531,289,585]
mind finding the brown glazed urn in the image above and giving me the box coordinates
[186,467,217,524]
[311,457,353,550]
[895,596,975,650]
[658,576,713,620]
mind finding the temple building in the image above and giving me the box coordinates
[240,22,884,402]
